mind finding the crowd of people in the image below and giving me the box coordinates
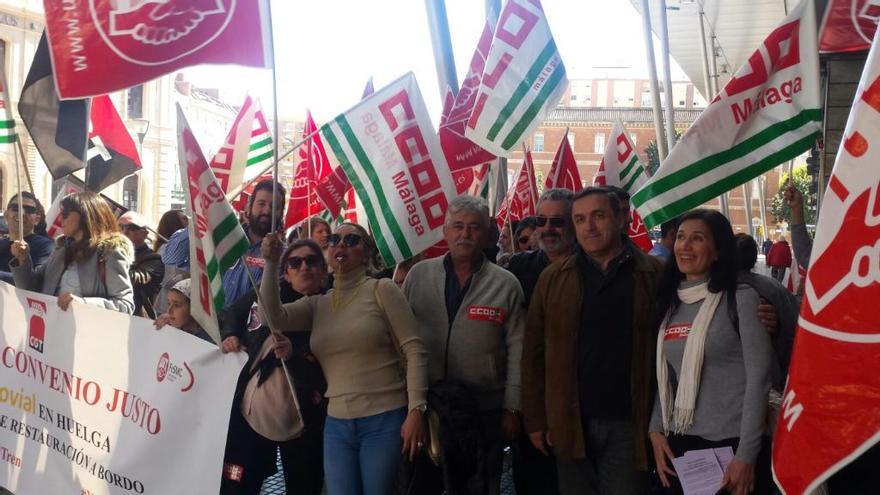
[1,178,875,495]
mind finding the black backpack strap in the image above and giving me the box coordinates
[727,289,740,336]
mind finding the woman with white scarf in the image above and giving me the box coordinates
[648,209,773,495]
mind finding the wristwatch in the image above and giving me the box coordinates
[412,403,428,413]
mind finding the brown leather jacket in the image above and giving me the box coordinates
[521,247,664,469]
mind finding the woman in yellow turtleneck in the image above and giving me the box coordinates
[260,222,428,495]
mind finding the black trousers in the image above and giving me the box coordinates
[512,430,559,495]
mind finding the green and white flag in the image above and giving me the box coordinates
[177,104,250,345]
[210,95,273,197]
[597,120,649,195]
[633,0,821,228]
[320,72,457,265]
[465,0,567,157]
[0,72,17,144]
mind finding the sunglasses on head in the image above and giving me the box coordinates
[286,254,323,270]
[535,216,565,228]
[8,204,37,215]
[327,233,362,248]
[121,224,145,232]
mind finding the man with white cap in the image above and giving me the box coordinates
[119,211,164,319]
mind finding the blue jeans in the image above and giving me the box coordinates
[324,407,406,495]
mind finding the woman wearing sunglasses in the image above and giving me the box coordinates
[10,192,134,314]
[219,239,329,495]
[260,223,428,495]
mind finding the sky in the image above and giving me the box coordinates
[186,0,690,125]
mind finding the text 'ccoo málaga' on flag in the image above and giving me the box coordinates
[320,72,457,265]
[632,0,822,229]
[177,104,250,345]
[772,23,880,495]
[42,0,273,99]
[465,0,568,157]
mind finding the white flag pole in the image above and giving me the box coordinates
[266,0,281,234]
[13,136,23,240]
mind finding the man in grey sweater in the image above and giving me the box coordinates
[403,195,525,495]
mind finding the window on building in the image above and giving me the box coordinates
[594,133,606,154]
[533,132,545,152]
[613,96,621,106]
[570,94,577,102]
[122,175,139,211]
[127,85,144,119]
[678,100,686,106]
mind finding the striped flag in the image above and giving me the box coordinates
[633,0,821,228]
[0,70,16,144]
[210,96,273,196]
[595,121,653,251]
[177,104,250,345]
[320,72,457,265]
[465,0,568,157]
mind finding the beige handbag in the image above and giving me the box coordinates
[240,335,304,442]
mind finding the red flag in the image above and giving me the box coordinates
[497,150,538,228]
[544,132,581,191]
[438,20,496,171]
[87,95,142,191]
[819,0,879,53]
[285,111,331,228]
[772,27,880,494]
[44,0,272,99]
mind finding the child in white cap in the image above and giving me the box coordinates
[154,278,213,343]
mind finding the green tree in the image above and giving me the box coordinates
[644,130,682,176]
[770,166,816,225]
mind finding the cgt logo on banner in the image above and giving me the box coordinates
[772,24,880,494]
[0,283,246,495]
[43,0,272,99]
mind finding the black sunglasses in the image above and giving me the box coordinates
[327,233,362,248]
[286,254,323,270]
[535,216,565,228]
[7,204,37,215]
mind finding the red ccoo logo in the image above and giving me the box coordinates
[26,298,47,353]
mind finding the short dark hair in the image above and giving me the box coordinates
[571,186,622,216]
[604,185,630,202]
[515,216,538,237]
[735,233,758,271]
[657,209,739,315]
[247,179,286,213]
[660,217,682,239]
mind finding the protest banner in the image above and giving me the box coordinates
[43,0,273,99]
[633,0,821,228]
[772,24,880,494]
[177,104,250,344]
[0,282,246,494]
[465,0,568,157]
[320,72,457,265]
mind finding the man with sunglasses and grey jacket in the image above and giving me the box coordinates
[403,195,525,495]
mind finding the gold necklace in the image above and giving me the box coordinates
[331,280,365,311]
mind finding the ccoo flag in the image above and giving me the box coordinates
[465,0,567,157]
[211,96,273,196]
[285,111,332,228]
[497,149,538,229]
[633,0,821,228]
[772,26,880,494]
[176,104,250,345]
[320,73,457,265]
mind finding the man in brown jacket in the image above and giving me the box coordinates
[522,187,663,494]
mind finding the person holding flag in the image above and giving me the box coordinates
[259,223,428,495]
[0,192,53,285]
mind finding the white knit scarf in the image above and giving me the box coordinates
[656,282,723,433]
